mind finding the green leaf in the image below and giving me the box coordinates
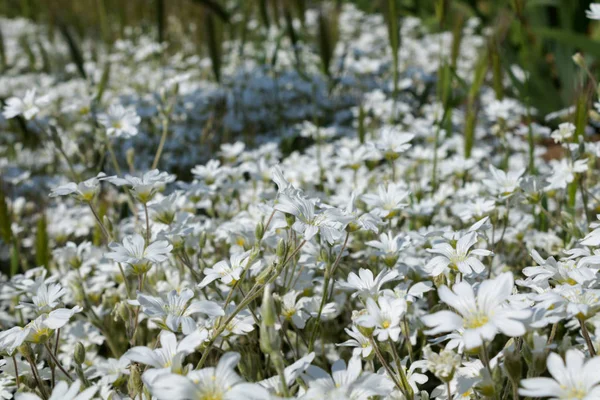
[190,0,231,23]
[0,189,11,243]
[35,214,49,268]
[532,28,600,58]
[58,22,87,79]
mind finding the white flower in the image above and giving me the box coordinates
[219,141,246,160]
[337,326,373,358]
[303,355,393,399]
[356,296,407,342]
[98,103,141,137]
[535,284,600,321]
[373,126,414,159]
[49,173,106,201]
[581,215,600,247]
[550,122,575,143]
[274,192,351,243]
[424,231,492,276]
[338,268,399,300]
[278,290,311,329]
[366,231,411,267]
[15,380,97,400]
[362,183,410,219]
[192,159,230,185]
[587,3,600,19]
[2,89,49,120]
[199,251,251,288]
[344,191,380,233]
[104,169,176,203]
[259,353,315,395]
[25,307,83,343]
[546,158,588,191]
[520,249,594,288]
[19,282,66,313]
[126,330,205,372]
[90,357,130,385]
[422,272,531,350]
[423,346,461,382]
[137,289,224,334]
[105,233,172,274]
[519,349,600,399]
[0,326,31,355]
[483,165,525,197]
[147,352,270,400]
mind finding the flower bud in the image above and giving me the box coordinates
[74,342,86,365]
[573,52,586,69]
[503,341,522,384]
[127,363,143,399]
[261,284,276,327]
[199,232,207,249]
[320,248,330,265]
[113,301,130,322]
[126,148,135,172]
[255,222,265,241]
[18,343,34,360]
[285,214,295,227]
[260,317,281,355]
[276,239,288,260]
[256,264,273,284]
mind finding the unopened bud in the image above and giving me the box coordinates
[276,239,288,259]
[113,301,130,322]
[199,232,207,249]
[285,214,295,227]
[18,343,34,360]
[127,363,143,399]
[261,285,277,327]
[320,248,330,265]
[126,148,135,171]
[573,52,586,69]
[255,222,265,241]
[74,342,86,365]
[503,341,522,384]
[260,318,281,355]
[256,264,273,284]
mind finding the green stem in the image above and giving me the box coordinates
[196,241,307,370]
[369,337,405,395]
[580,318,596,357]
[27,355,49,400]
[12,355,19,387]
[44,342,73,381]
[308,231,350,351]
[151,116,169,170]
[143,202,151,245]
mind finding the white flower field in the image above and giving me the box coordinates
[2,1,600,399]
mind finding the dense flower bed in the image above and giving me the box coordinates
[2,3,600,400]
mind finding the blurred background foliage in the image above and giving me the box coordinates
[1,0,599,117]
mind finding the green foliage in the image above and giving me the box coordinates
[35,213,49,268]
[1,0,599,118]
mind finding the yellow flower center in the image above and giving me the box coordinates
[563,386,586,399]
[382,320,391,329]
[464,312,489,329]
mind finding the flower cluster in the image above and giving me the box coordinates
[2,3,600,400]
